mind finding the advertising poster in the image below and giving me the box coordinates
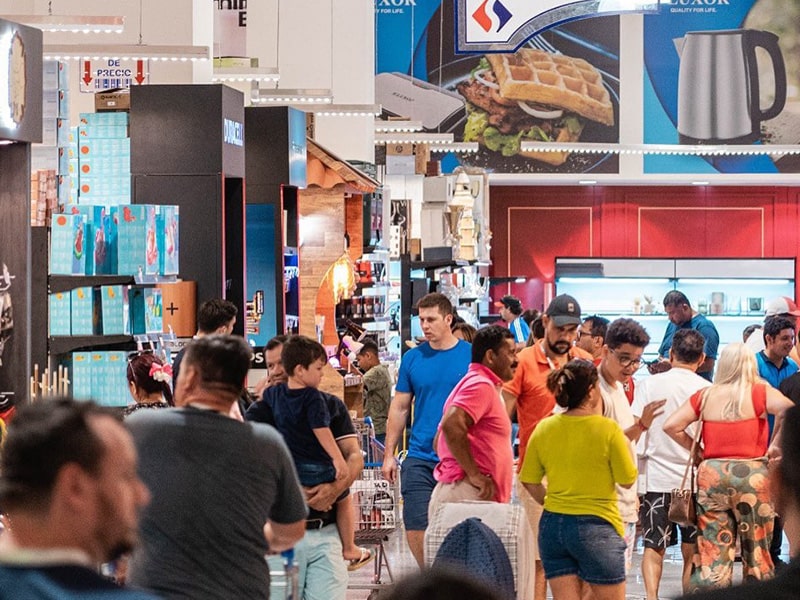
[375,0,620,175]
[644,0,800,174]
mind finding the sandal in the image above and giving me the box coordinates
[346,547,374,571]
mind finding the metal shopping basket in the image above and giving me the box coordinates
[349,417,402,595]
[268,549,299,600]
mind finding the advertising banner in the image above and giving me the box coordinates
[644,0,800,173]
[376,0,621,175]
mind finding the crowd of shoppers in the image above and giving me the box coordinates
[1,289,799,600]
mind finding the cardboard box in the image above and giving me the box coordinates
[159,205,180,275]
[95,90,130,112]
[143,288,163,333]
[117,205,147,276]
[104,351,129,407]
[386,142,413,156]
[50,213,87,275]
[414,143,430,175]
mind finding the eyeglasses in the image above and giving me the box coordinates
[576,329,593,339]
[609,348,642,369]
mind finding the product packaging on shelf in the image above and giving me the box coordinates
[117,205,147,276]
[70,287,97,336]
[98,286,125,335]
[125,286,146,335]
[145,206,159,276]
[48,292,71,336]
[159,205,180,275]
[49,213,87,275]
[143,288,163,333]
[70,352,92,400]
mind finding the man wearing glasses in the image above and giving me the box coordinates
[598,318,666,576]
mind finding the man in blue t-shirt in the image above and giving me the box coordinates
[496,294,530,350]
[381,292,471,567]
[657,290,719,382]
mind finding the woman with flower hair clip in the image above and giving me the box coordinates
[520,359,637,600]
[124,352,174,417]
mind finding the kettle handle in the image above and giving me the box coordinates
[746,30,786,123]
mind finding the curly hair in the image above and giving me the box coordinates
[605,318,650,350]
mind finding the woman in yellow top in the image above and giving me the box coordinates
[520,360,637,600]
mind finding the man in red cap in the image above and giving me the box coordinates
[744,296,800,363]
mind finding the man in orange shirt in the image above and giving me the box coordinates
[502,294,592,600]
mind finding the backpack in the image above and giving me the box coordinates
[432,517,515,600]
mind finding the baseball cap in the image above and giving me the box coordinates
[545,294,582,326]
[494,295,522,315]
[765,296,800,317]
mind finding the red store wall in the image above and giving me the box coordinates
[489,186,800,310]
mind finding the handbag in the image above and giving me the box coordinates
[668,395,705,527]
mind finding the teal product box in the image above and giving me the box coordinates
[57,147,70,175]
[105,351,130,407]
[56,118,70,147]
[49,292,71,336]
[117,205,147,276]
[68,205,101,275]
[78,124,129,139]
[78,156,131,176]
[100,207,118,274]
[160,205,180,275]
[79,112,129,127]
[42,91,59,119]
[58,89,69,118]
[98,285,125,334]
[50,213,87,275]
[71,352,93,400]
[78,176,131,200]
[70,287,96,335]
[125,286,146,335]
[90,351,106,404]
[144,287,163,333]
[78,138,131,158]
[145,206,159,275]
[42,60,68,91]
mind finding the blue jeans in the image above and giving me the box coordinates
[296,461,335,487]
[267,524,348,600]
[539,510,626,585]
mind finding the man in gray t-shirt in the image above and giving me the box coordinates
[127,336,307,599]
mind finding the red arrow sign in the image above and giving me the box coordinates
[82,61,92,86]
[135,60,145,85]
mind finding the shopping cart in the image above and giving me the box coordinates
[349,417,402,596]
[268,549,299,600]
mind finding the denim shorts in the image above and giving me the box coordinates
[539,511,627,585]
[400,456,437,530]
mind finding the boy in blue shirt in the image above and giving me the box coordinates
[259,335,373,570]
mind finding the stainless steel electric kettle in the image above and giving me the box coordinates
[675,29,786,144]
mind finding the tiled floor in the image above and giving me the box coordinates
[345,525,789,599]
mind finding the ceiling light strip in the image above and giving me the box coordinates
[314,104,382,117]
[375,132,454,145]
[429,142,480,153]
[2,14,124,33]
[519,142,800,156]
[253,88,333,104]
[43,44,210,61]
[211,67,280,83]
[374,120,423,133]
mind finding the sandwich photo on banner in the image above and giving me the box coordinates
[375,0,620,175]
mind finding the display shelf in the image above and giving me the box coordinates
[49,275,136,294]
[49,335,135,355]
[409,258,474,271]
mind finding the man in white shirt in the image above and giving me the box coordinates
[598,318,665,574]
[632,328,710,600]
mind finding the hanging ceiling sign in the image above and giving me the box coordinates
[456,0,660,53]
[79,59,147,93]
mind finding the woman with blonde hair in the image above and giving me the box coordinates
[664,342,793,590]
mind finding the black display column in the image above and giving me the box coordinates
[0,18,42,405]
[130,85,246,335]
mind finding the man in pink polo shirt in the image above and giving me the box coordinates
[429,326,518,517]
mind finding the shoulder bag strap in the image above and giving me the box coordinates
[679,391,706,492]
